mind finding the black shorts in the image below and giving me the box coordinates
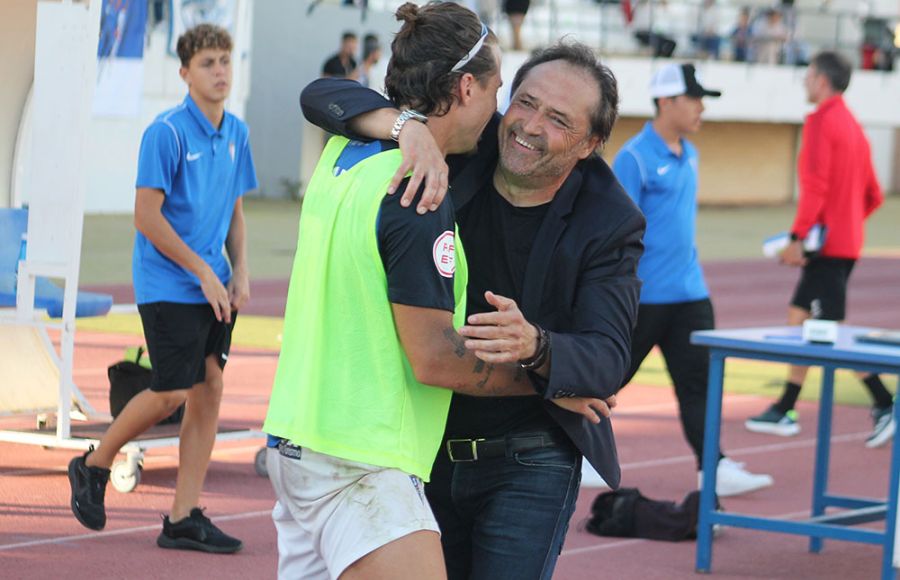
[790,257,856,321]
[503,0,530,15]
[137,302,237,392]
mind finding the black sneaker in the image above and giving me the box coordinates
[67,445,110,531]
[157,508,242,554]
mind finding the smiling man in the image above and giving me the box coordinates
[613,63,773,498]
[300,42,643,580]
[67,24,256,552]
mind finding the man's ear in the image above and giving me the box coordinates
[578,135,602,160]
[457,72,476,106]
[179,66,189,84]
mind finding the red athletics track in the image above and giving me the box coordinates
[82,257,900,327]
[1,256,897,579]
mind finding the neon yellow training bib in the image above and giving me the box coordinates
[263,137,467,481]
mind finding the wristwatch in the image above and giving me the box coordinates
[390,109,428,142]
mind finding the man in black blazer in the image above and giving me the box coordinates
[300,42,644,580]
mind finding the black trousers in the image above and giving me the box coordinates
[619,298,721,468]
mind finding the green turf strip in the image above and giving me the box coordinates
[633,348,877,408]
[75,313,284,351]
[76,314,877,409]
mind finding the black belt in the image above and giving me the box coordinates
[445,433,565,462]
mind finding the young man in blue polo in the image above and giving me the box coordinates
[613,63,773,497]
[67,23,256,553]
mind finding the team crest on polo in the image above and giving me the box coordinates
[229,141,236,162]
[432,230,455,278]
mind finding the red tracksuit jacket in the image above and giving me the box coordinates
[792,95,883,259]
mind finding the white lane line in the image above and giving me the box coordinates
[0,509,272,551]
[561,538,645,556]
[619,431,869,472]
[560,509,822,558]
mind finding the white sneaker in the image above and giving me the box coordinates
[698,457,774,498]
[865,406,895,449]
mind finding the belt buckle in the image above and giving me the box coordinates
[446,438,485,462]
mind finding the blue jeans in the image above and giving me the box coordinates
[425,438,582,580]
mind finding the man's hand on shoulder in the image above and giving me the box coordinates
[389,119,449,214]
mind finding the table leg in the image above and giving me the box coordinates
[809,365,836,553]
[882,386,900,580]
[696,351,725,573]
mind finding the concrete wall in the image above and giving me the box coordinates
[499,53,900,203]
[245,0,397,199]
[9,1,253,214]
[0,1,37,208]
[603,118,799,205]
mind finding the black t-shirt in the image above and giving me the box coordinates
[378,181,457,313]
[334,139,457,312]
[322,53,357,78]
[445,181,557,439]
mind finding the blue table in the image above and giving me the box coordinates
[691,326,900,580]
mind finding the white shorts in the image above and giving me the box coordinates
[268,443,440,580]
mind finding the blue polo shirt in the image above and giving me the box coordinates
[133,95,257,304]
[612,122,708,304]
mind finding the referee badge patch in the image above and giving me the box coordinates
[432,231,456,278]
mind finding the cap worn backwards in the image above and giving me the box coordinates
[649,63,722,99]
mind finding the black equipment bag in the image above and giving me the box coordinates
[585,487,703,542]
[108,347,184,425]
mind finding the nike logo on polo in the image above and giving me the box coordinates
[186,152,203,162]
[657,164,671,176]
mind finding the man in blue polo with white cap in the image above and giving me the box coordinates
[613,63,774,497]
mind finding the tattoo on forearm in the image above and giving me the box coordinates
[443,328,528,395]
[475,362,495,390]
[444,327,467,358]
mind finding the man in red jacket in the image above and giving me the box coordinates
[746,51,889,446]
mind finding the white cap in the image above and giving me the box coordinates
[649,63,722,99]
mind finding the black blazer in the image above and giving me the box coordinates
[301,81,646,488]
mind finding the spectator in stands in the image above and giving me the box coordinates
[67,24,256,552]
[503,0,531,50]
[633,0,677,58]
[746,52,890,446]
[694,0,722,59]
[730,6,752,62]
[751,8,787,64]
[357,33,382,88]
[779,0,802,64]
[613,63,774,497]
[322,31,359,78]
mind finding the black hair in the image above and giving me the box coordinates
[810,51,852,93]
